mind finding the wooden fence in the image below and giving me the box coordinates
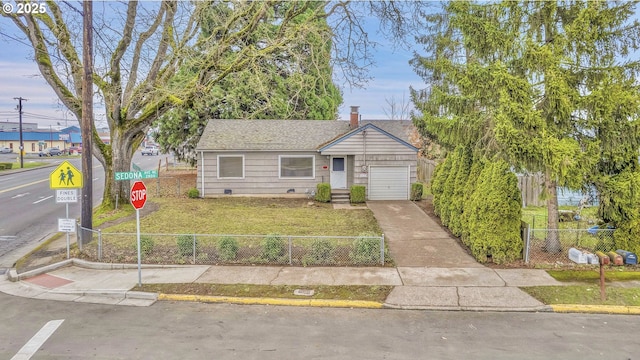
[417,158,437,184]
[417,156,544,206]
[517,173,544,207]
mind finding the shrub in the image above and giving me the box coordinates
[466,160,522,264]
[262,234,285,261]
[303,239,335,265]
[177,235,196,257]
[187,187,200,198]
[350,185,366,203]
[448,147,472,236]
[217,236,239,261]
[139,236,154,257]
[315,183,331,202]
[410,183,424,201]
[351,234,382,265]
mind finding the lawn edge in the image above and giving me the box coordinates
[158,293,384,309]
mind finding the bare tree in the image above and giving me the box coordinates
[1,0,427,210]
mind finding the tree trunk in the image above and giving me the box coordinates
[100,131,135,210]
[544,168,562,253]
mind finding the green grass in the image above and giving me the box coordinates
[522,205,601,229]
[135,283,393,302]
[547,269,640,282]
[102,197,382,237]
[93,205,136,227]
[521,286,640,306]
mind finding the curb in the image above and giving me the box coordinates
[551,304,640,315]
[8,258,205,282]
[158,293,384,309]
[383,303,554,312]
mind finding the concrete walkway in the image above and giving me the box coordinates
[367,201,481,267]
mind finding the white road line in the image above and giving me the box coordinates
[11,192,30,199]
[0,179,48,195]
[33,195,53,204]
[11,319,65,360]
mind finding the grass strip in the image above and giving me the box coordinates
[134,283,393,303]
[521,285,640,306]
[547,269,640,282]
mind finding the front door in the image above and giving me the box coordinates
[330,156,347,189]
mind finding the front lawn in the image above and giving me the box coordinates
[101,197,382,236]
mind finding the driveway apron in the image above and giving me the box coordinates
[367,201,482,268]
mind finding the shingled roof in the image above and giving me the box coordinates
[196,119,417,151]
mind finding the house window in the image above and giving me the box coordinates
[218,155,244,179]
[279,155,314,178]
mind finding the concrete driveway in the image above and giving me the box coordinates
[367,201,482,268]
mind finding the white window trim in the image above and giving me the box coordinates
[278,154,315,179]
[217,154,245,179]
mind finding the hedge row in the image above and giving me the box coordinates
[431,147,522,264]
[0,163,13,170]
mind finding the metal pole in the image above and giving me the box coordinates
[525,227,531,264]
[66,203,70,259]
[98,229,102,261]
[13,97,26,168]
[288,236,292,265]
[136,209,141,287]
[192,234,196,264]
[380,234,385,266]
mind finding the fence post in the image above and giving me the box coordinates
[288,236,292,265]
[525,226,531,264]
[192,234,197,264]
[98,229,102,261]
[157,178,160,196]
[380,234,385,266]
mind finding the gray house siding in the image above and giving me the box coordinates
[352,154,417,186]
[198,151,329,196]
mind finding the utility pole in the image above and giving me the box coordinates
[80,0,93,245]
[13,97,27,168]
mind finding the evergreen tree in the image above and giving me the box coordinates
[411,1,640,253]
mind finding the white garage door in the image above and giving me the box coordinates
[368,166,410,200]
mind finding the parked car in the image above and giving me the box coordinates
[141,146,159,156]
[0,147,13,154]
[68,146,82,154]
[39,147,63,156]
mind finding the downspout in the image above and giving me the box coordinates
[200,151,205,198]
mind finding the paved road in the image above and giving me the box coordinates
[0,153,165,268]
[0,293,638,359]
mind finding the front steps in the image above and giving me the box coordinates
[331,189,350,204]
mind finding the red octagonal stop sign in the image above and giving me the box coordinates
[130,181,147,210]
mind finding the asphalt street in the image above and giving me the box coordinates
[0,152,163,268]
[1,292,638,359]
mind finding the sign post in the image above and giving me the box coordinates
[130,181,147,287]
[50,161,83,257]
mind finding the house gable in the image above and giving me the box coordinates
[318,123,419,156]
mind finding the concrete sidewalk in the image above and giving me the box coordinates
[1,200,638,314]
[0,259,557,311]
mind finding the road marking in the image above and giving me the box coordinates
[0,236,17,241]
[11,192,30,199]
[11,319,65,360]
[33,195,53,204]
[0,179,48,195]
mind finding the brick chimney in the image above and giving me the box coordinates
[350,106,360,129]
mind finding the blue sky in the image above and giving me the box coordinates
[0,4,423,129]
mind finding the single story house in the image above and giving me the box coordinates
[195,107,420,200]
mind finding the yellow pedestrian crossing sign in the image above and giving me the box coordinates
[50,161,83,189]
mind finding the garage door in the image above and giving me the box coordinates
[368,166,410,200]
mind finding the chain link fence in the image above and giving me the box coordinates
[77,230,389,267]
[524,227,615,265]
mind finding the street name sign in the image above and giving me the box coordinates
[50,161,83,189]
[115,170,158,181]
[56,189,78,203]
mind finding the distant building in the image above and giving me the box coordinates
[0,121,38,132]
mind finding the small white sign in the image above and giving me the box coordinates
[58,218,76,233]
[56,189,78,203]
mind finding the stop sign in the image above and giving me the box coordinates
[130,181,147,210]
